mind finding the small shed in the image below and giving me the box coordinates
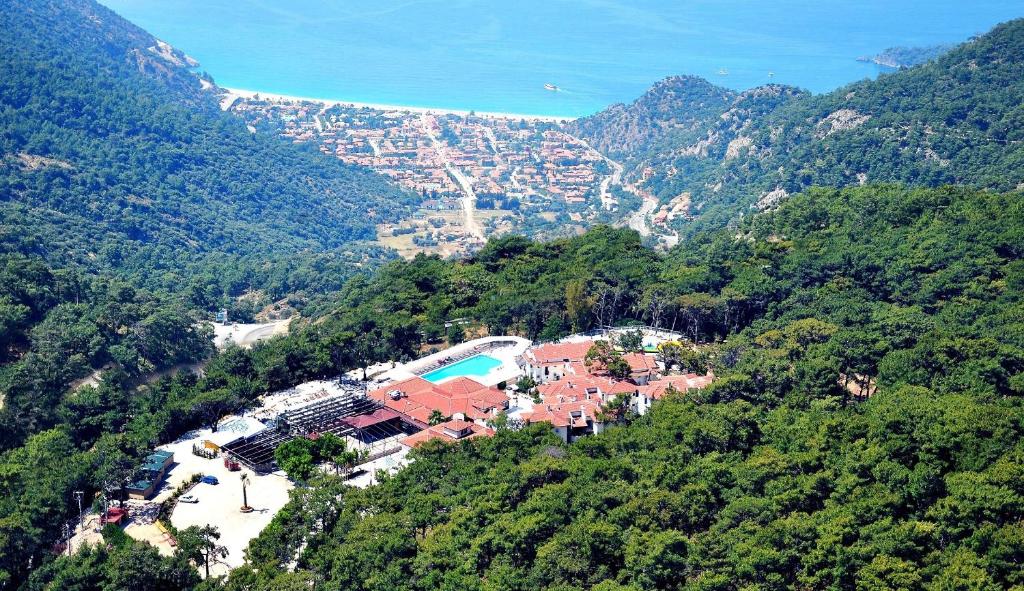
[126,450,174,500]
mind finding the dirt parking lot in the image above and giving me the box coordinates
[150,418,294,577]
[169,461,293,576]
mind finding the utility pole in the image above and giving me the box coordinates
[74,490,84,531]
[101,481,112,527]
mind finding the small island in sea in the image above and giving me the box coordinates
[857,43,955,69]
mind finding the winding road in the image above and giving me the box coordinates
[598,157,624,211]
[626,193,658,237]
[578,137,657,237]
[213,319,292,349]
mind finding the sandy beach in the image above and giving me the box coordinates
[221,87,573,123]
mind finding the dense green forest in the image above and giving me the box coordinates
[0,254,214,450]
[0,0,415,304]
[570,19,1024,239]
[14,184,1024,589]
[3,1,1024,589]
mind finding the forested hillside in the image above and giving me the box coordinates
[868,44,955,68]
[0,0,416,300]
[571,19,1024,238]
[18,183,1024,590]
[3,1,1024,589]
[569,76,806,163]
[0,254,213,451]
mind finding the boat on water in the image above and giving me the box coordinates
[544,83,560,92]
[718,68,729,76]
[767,71,775,78]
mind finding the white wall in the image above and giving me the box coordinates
[524,362,572,383]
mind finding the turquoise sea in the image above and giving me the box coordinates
[101,0,1024,118]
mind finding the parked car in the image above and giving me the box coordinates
[200,475,219,485]
[179,494,199,503]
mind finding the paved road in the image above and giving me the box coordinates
[577,135,627,213]
[483,126,500,155]
[213,319,291,349]
[367,136,382,158]
[237,323,282,346]
[420,114,485,239]
[626,193,658,237]
[447,165,485,239]
[599,157,624,211]
[577,136,677,244]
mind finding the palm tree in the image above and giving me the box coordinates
[240,472,251,512]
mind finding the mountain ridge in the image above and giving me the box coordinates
[571,18,1024,237]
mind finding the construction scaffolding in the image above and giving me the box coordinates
[221,428,291,473]
[223,387,419,473]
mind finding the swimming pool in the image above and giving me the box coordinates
[421,354,502,383]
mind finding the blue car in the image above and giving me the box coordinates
[200,475,219,485]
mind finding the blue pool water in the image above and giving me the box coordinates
[422,355,502,383]
[99,0,1024,118]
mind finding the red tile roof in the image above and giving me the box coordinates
[536,374,636,405]
[637,373,714,400]
[604,379,640,395]
[622,352,658,373]
[443,419,474,431]
[439,377,490,397]
[369,376,509,424]
[524,340,597,365]
[522,400,604,428]
[339,408,402,429]
[401,419,495,447]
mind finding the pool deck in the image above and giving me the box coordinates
[422,355,502,382]
[370,336,531,388]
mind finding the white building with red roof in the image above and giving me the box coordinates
[520,399,608,443]
[520,339,662,385]
[517,338,675,441]
[520,360,714,439]
[620,352,659,384]
[520,339,597,382]
[632,372,714,415]
[521,361,640,442]
[368,376,509,428]
[535,373,636,407]
[400,419,495,448]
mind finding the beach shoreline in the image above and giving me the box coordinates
[221,87,573,123]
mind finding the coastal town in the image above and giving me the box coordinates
[225,92,637,257]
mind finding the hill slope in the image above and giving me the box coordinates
[0,0,416,298]
[571,19,1024,237]
[220,185,1024,591]
[19,184,1024,590]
